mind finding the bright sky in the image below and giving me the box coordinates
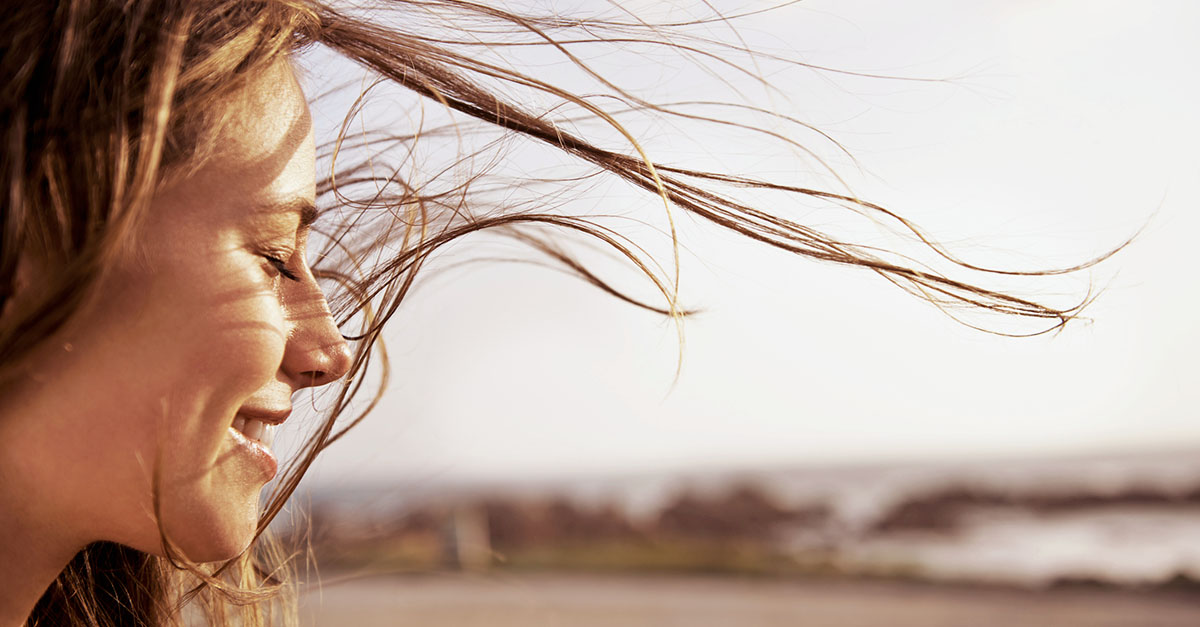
[290,1,1200,486]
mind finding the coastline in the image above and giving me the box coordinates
[298,572,1200,627]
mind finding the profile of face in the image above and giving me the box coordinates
[2,60,351,562]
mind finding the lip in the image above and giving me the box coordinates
[228,425,279,480]
[236,406,292,425]
[227,405,289,480]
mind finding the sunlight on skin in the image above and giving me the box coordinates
[0,60,351,625]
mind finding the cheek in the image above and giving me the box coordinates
[156,287,287,463]
[144,254,289,400]
[21,266,289,557]
[184,298,288,396]
[127,266,288,471]
[135,287,288,559]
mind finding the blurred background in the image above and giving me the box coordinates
[283,1,1200,624]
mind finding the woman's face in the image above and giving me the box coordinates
[5,61,350,561]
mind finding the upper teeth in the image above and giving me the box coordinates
[232,416,276,449]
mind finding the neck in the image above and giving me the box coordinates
[0,390,87,627]
[0,483,82,627]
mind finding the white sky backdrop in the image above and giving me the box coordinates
[290,1,1200,486]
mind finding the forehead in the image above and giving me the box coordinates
[149,59,316,231]
[213,60,313,173]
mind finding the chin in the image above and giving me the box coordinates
[153,485,264,563]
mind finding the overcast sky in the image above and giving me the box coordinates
[287,1,1200,486]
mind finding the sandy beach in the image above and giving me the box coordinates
[297,573,1200,627]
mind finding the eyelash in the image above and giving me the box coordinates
[264,254,301,282]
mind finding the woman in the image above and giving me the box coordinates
[0,1,1110,625]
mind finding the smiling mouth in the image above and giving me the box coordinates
[231,415,277,450]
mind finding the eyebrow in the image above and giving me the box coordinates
[259,198,319,229]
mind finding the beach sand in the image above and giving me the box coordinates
[297,573,1200,626]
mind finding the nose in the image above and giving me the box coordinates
[279,281,353,389]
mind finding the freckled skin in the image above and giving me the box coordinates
[0,61,351,564]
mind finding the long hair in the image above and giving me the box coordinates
[1,1,1117,625]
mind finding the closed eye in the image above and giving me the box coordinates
[264,254,301,282]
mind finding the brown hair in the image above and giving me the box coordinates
[1,1,1116,625]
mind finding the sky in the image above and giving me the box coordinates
[285,1,1200,486]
